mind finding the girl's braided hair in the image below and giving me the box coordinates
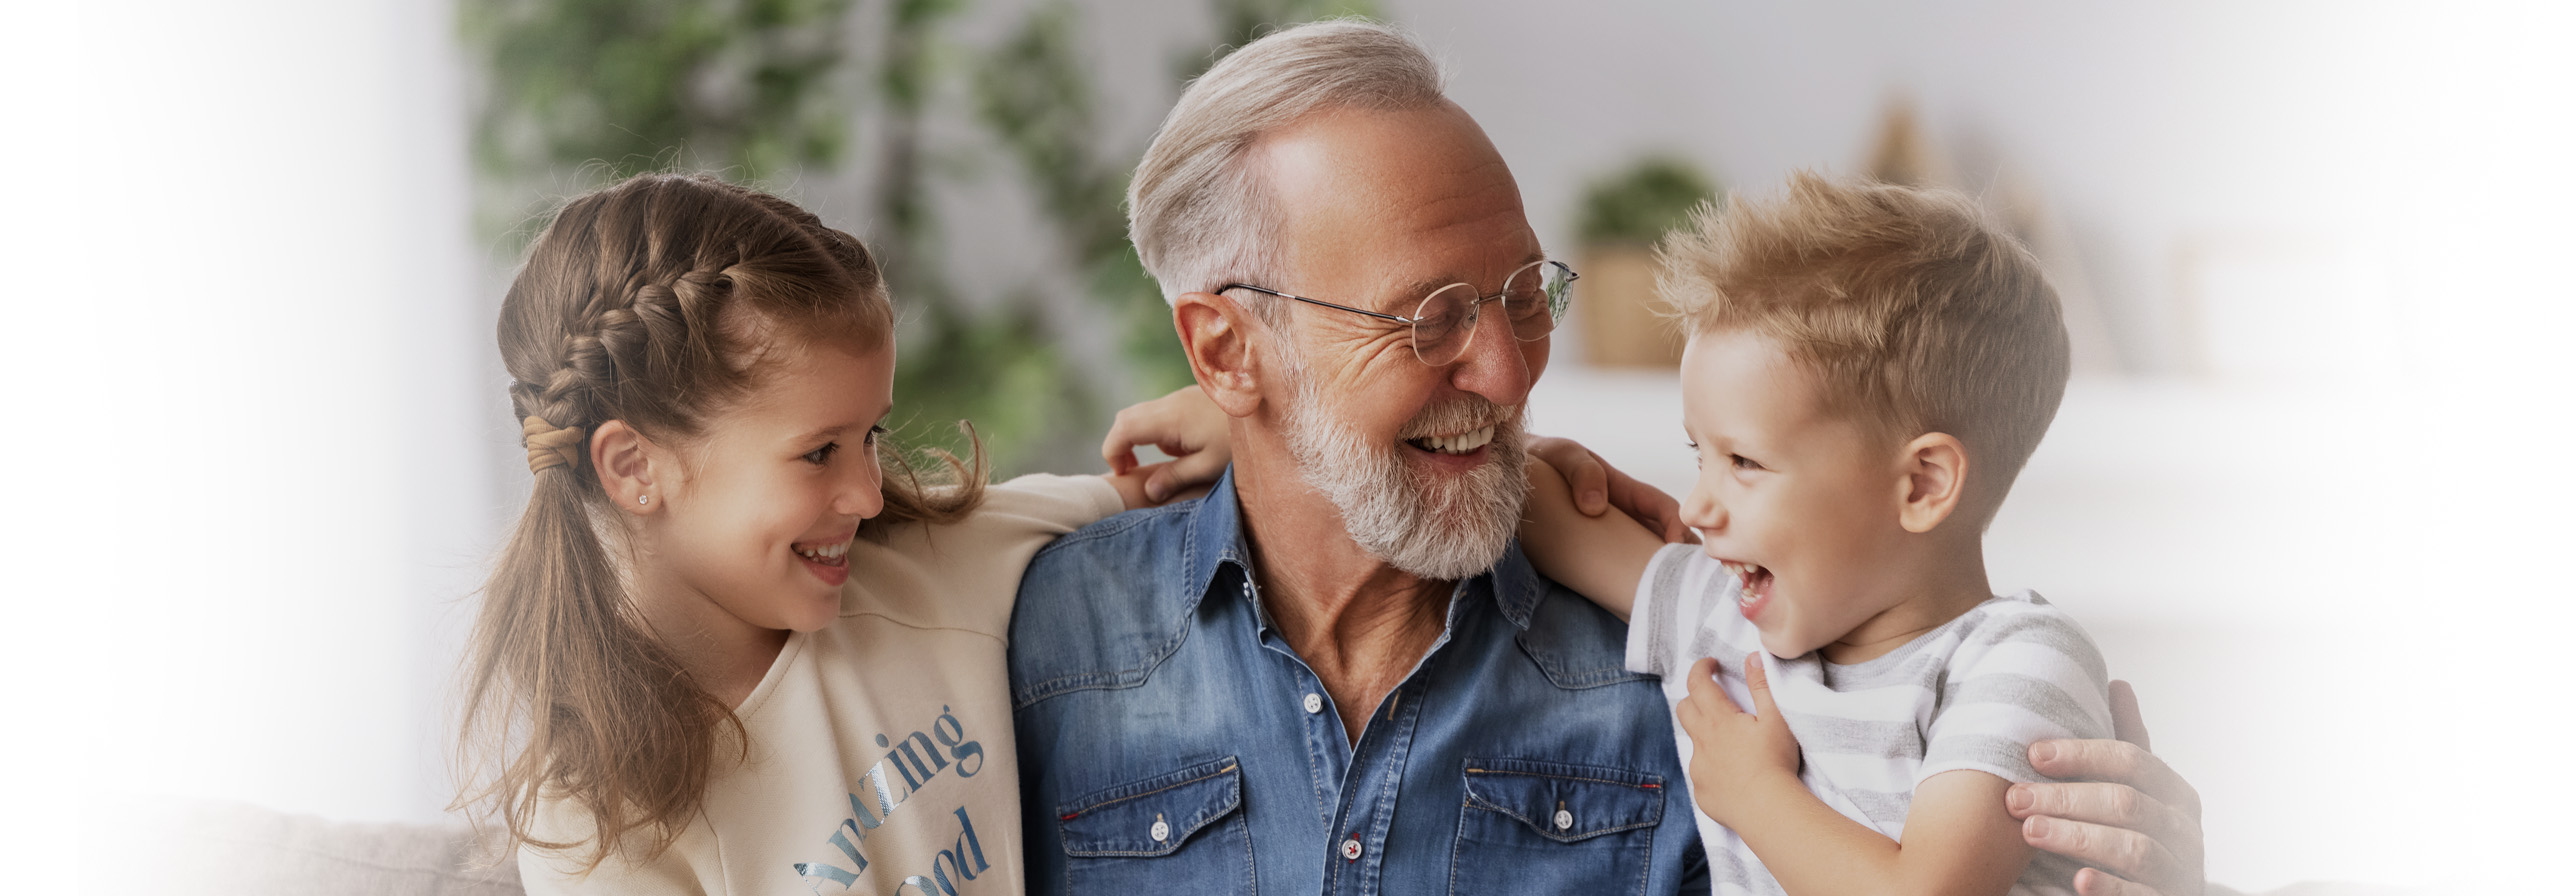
[454,173,983,868]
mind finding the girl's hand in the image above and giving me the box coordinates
[1101,385,1231,505]
[1523,434,1695,544]
[1675,653,1804,819]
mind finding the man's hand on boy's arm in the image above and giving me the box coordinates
[1678,655,2036,896]
[2009,681,2207,896]
[1520,457,1663,620]
[1099,385,1231,507]
[1525,435,1695,544]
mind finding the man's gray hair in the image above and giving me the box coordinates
[1127,19,1448,308]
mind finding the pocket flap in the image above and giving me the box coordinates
[1057,756,1244,858]
[1461,758,1666,843]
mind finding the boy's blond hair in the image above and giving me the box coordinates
[1657,170,2069,521]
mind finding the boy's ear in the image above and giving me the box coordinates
[1896,432,1968,534]
[589,419,663,514]
[1173,290,1269,418]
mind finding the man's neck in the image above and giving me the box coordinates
[1231,443,1455,746]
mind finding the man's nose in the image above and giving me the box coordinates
[1445,300,1532,406]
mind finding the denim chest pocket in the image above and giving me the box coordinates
[1451,758,1667,895]
[1057,756,1254,895]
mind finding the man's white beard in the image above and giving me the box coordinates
[1280,372,1528,582]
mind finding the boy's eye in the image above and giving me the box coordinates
[803,442,840,465]
[1730,454,1762,472]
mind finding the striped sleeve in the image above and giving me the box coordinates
[1626,543,1699,676]
[1917,596,2114,786]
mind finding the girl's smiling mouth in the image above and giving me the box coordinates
[793,534,856,585]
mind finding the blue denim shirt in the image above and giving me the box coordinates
[1009,471,1710,894]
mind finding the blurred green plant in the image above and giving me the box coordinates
[461,0,857,236]
[1575,156,1719,247]
[461,0,1384,473]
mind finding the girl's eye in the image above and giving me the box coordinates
[803,442,840,465]
[864,425,886,448]
[1730,454,1762,472]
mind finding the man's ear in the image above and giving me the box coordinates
[590,419,663,514]
[1896,432,1968,534]
[1173,290,1270,418]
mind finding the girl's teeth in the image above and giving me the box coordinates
[795,537,853,561]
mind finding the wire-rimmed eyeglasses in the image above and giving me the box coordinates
[1217,259,1576,366]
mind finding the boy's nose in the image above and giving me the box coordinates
[1679,478,1724,533]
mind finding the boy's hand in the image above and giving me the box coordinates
[1674,654,1802,819]
[1101,385,1230,504]
[1524,434,1695,544]
[2006,681,2207,896]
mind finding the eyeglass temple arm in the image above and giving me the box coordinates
[1215,283,1418,325]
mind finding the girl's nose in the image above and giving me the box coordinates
[839,459,885,520]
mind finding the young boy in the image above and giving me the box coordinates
[1522,171,2111,896]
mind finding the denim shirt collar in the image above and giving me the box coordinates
[1183,467,1543,630]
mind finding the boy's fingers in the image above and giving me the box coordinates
[1682,657,1741,713]
[2107,680,2152,752]
[1742,652,1780,721]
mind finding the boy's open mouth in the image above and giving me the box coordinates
[1721,559,1775,620]
[1406,423,1497,455]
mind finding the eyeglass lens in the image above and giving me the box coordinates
[1408,261,1570,364]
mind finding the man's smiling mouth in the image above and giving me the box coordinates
[1407,423,1496,455]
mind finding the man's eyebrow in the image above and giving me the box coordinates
[1377,253,1548,312]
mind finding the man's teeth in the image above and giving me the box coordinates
[1413,424,1496,454]
[794,537,853,561]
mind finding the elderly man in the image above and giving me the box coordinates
[1010,20,2202,895]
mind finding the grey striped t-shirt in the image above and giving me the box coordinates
[1627,543,2113,896]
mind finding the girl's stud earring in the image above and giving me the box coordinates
[638,495,649,505]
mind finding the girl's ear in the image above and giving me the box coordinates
[1173,290,1268,418]
[590,419,661,514]
[1896,432,1968,534]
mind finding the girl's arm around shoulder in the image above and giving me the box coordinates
[1519,457,1668,621]
[1098,384,1231,508]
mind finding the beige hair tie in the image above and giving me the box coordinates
[522,415,587,474]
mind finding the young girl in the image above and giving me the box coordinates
[452,173,1224,895]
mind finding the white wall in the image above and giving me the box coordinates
[15,3,490,884]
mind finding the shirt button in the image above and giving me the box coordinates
[1554,808,1575,831]
[1302,693,1323,714]
[1149,818,1170,843]
[1340,836,1363,860]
